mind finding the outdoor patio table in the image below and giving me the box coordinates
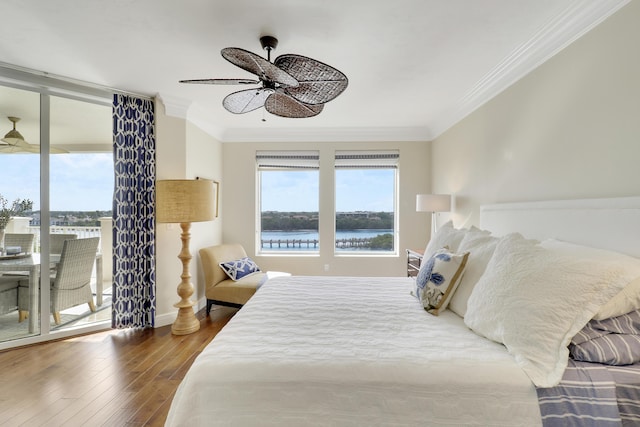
[0,253,103,333]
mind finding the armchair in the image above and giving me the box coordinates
[200,244,290,315]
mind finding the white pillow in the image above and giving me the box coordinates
[449,232,499,317]
[424,220,467,259]
[540,239,640,321]
[594,276,640,320]
[464,233,640,387]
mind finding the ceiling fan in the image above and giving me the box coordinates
[179,36,348,118]
[1,116,68,154]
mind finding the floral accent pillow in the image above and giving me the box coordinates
[415,248,469,315]
[219,257,261,281]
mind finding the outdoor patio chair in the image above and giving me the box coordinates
[49,233,78,255]
[0,276,20,317]
[18,237,99,324]
[3,233,35,255]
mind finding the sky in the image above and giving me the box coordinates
[0,157,394,213]
[0,153,114,211]
[261,169,395,212]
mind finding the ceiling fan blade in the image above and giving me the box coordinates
[21,144,41,154]
[223,88,274,114]
[264,92,323,118]
[275,54,348,105]
[221,47,299,88]
[0,142,37,154]
[50,146,69,154]
[179,78,260,85]
[0,143,68,154]
[0,144,22,153]
[1,137,31,148]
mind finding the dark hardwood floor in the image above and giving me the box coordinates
[0,306,238,427]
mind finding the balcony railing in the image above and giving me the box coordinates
[28,226,103,253]
[3,216,113,285]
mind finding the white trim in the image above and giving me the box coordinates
[0,61,150,102]
[217,126,431,143]
[158,93,192,119]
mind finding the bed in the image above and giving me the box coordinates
[166,196,640,426]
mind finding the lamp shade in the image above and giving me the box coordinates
[156,179,214,223]
[416,194,451,213]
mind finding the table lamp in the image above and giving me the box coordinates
[157,179,214,335]
[416,194,451,237]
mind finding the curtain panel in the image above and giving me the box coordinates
[112,94,156,329]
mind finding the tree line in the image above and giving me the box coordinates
[261,211,394,231]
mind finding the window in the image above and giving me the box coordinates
[334,150,398,254]
[257,151,319,253]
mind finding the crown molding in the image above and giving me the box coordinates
[158,93,192,119]
[217,126,432,143]
[429,0,630,139]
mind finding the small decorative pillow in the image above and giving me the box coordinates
[415,247,469,315]
[219,257,261,281]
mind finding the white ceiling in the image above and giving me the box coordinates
[0,0,629,145]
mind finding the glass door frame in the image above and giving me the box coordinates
[0,66,113,350]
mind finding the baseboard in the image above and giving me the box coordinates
[154,297,207,328]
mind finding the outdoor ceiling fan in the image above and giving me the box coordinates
[179,36,348,118]
[0,116,68,154]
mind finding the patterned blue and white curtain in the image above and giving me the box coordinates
[112,94,156,329]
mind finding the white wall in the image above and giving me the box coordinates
[431,1,640,227]
[222,140,431,277]
[186,121,223,301]
[155,101,223,326]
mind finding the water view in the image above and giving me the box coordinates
[261,229,394,251]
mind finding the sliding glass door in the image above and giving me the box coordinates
[0,84,113,347]
[0,85,41,341]
[49,95,113,332]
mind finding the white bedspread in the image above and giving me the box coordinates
[166,276,541,426]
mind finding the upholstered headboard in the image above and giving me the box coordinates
[479,196,640,258]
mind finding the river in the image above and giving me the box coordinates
[260,229,393,251]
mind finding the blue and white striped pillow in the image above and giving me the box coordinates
[570,310,640,365]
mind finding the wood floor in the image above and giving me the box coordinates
[0,306,238,427]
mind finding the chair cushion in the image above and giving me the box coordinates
[207,273,267,305]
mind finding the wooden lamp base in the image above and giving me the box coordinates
[171,222,200,335]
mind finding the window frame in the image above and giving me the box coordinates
[333,150,399,257]
[256,150,320,255]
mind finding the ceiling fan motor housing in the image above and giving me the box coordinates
[260,35,278,53]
